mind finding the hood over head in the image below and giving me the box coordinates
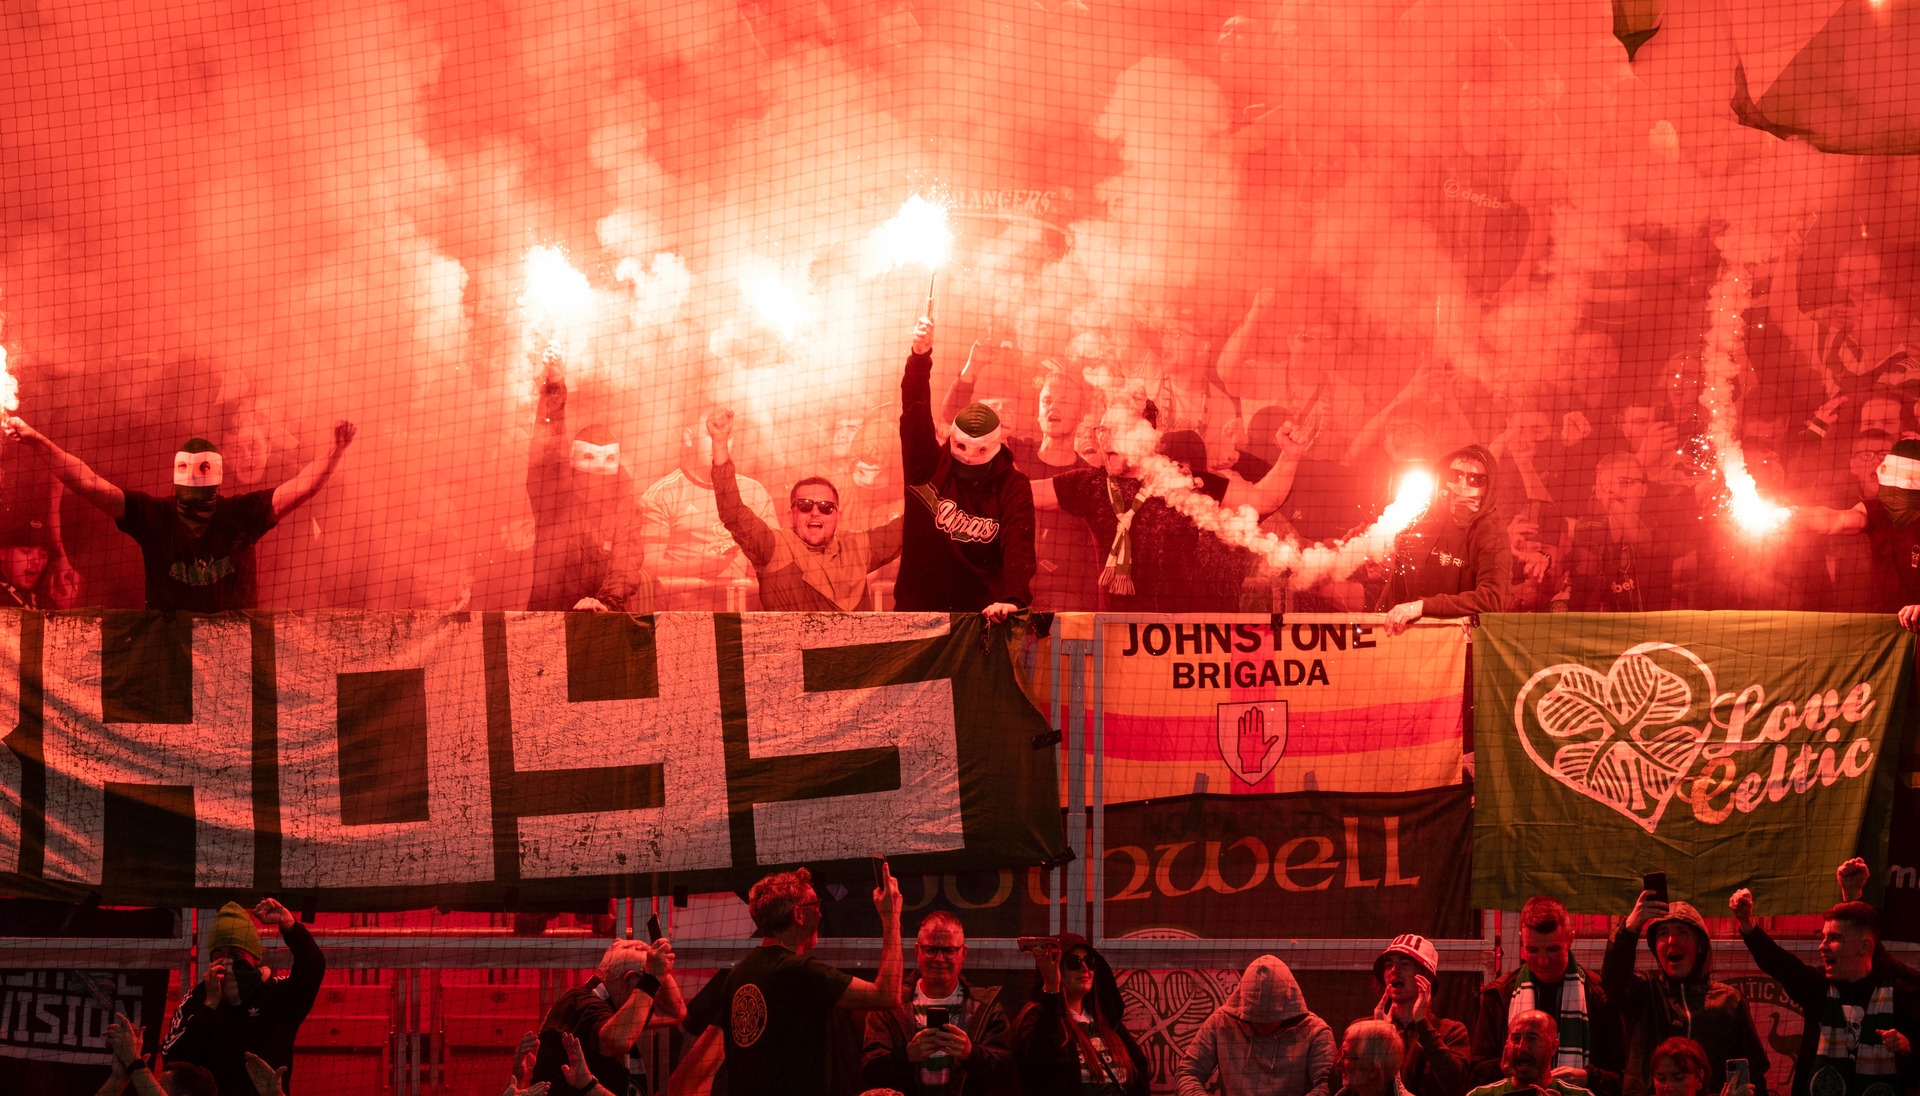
[1051,933,1128,1023]
[1226,954,1309,1024]
[1643,900,1712,979]
[1440,443,1499,523]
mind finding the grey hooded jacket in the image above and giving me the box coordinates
[1177,955,1338,1096]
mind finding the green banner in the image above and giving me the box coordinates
[1473,613,1912,914]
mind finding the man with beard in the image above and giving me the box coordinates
[706,409,903,611]
[1468,1011,1596,1096]
[861,911,1015,1096]
[161,899,324,1096]
[724,865,905,1096]
[1791,436,1920,611]
[4,416,354,611]
[1380,444,1512,634]
[1729,888,1916,1096]
[895,316,1033,621]
[527,361,652,612]
[1603,888,1768,1096]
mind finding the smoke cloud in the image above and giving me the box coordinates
[0,0,1909,607]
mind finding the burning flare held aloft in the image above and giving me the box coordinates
[871,193,955,275]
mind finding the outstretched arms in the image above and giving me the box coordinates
[4,417,126,519]
[273,420,357,519]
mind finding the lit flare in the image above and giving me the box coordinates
[874,194,954,273]
[519,246,596,330]
[0,344,16,413]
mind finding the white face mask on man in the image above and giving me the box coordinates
[571,440,621,476]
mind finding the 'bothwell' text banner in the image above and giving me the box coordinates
[0,611,1064,910]
[1473,612,1912,914]
[1095,615,1466,801]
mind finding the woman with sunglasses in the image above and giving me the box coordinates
[1013,934,1149,1095]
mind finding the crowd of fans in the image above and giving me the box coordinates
[82,859,1915,1096]
[3,268,1917,621]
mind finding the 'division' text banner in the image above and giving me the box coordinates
[1473,612,1911,914]
[0,611,1064,910]
[1094,614,1466,801]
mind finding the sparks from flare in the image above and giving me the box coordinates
[519,246,596,331]
[0,343,15,414]
[874,194,955,273]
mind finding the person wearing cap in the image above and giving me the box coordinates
[526,355,653,613]
[722,865,906,1096]
[1791,436,1920,614]
[894,315,1034,621]
[1175,954,1336,1096]
[3,415,354,611]
[705,408,904,611]
[1603,886,1768,1096]
[0,503,57,609]
[1360,935,1471,1096]
[160,898,324,1096]
[528,937,683,1096]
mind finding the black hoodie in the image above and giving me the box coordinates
[1602,902,1770,1096]
[896,349,1036,612]
[1377,443,1511,616]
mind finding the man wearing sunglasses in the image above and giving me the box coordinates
[862,911,1015,1095]
[1379,444,1511,634]
[708,409,905,611]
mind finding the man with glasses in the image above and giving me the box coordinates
[723,865,905,1096]
[707,409,904,611]
[1379,444,1511,634]
[862,911,1015,1095]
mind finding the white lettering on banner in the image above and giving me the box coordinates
[740,613,964,862]
[40,616,253,887]
[503,612,732,878]
[275,612,493,889]
[0,613,19,874]
[1515,642,1886,833]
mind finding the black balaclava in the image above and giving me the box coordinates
[173,439,222,534]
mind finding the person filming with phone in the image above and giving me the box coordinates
[1012,934,1148,1096]
[1648,1038,1754,1096]
[861,910,1014,1095]
[1603,873,1768,1096]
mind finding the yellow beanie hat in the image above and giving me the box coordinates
[209,902,262,959]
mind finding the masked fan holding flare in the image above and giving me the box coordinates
[4,413,354,611]
[1791,437,1920,625]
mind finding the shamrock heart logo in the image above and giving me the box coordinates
[1513,642,1719,834]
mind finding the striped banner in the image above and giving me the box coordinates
[1090,614,1466,801]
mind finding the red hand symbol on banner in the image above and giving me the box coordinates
[1238,707,1276,775]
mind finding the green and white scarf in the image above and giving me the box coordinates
[1815,982,1898,1077]
[1509,962,1590,1073]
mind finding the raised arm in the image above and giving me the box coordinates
[1791,502,1869,535]
[1215,287,1274,399]
[4,417,126,519]
[1223,420,1310,516]
[900,318,941,483]
[706,411,777,568]
[596,941,671,1056]
[272,420,356,519]
[835,864,904,1010]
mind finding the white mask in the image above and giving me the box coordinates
[948,426,1005,466]
[571,440,621,476]
[173,450,224,488]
